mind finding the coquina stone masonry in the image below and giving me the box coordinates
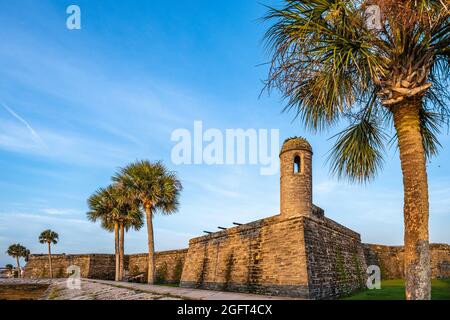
[24,250,187,283]
[23,254,113,279]
[180,215,310,297]
[127,249,187,283]
[364,243,450,280]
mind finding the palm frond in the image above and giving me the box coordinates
[263,0,384,132]
[87,184,144,232]
[328,116,387,183]
[113,160,183,215]
[419,109,445,159]
[6,243,29,258]
[38,229,59,244]
[263,0,449,183]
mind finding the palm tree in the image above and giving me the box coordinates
[88,186,121,281]
[87,184,143,281]
[6,244,28,277]
[112,184,144,281]
[24,249,30,263]
[263,0,449,300]
[113,160,182,284]
[38,230,59,278]
[118,207,144,281]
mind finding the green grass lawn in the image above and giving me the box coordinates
[342,279,450,300]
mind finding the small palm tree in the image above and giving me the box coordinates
[263,0,449,299]
[113,160,182,284]
[39,230,59,278]
[6,244,28,277]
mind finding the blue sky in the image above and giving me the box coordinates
[0,0,449,267]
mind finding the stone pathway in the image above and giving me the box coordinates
[43,279,181,300]
[1,278,300,300]
[86,279,299,300]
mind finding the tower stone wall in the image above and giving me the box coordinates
[280,138,313,218]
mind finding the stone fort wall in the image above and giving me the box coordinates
[180,215,310,297]
[303,216,367,299]
[179,211,367,299]
[23,249,187,283]
[23,254,115,279]
[363,243,450,280]
[127,249,187,283]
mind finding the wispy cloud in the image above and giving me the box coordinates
[40,208,82,216]
[0,119,136,168]
[2,103,46,147]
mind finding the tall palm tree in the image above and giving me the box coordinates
[113,160,182,284]
[87,184,143,281]
[6,244,28,277]
[38,230,59,278]
[263,0,449,300]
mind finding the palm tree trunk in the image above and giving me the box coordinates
[114,222,120,282]
[145,204,155,284]
[119,222,125,281]
[16,256,20,278]
[393,98,431,300]
[47,242,53,278]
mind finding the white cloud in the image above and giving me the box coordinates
[40,208,82,216]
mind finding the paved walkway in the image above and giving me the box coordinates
[44,279,181,300]
[85,279,299,300]
[1,278,300,300]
